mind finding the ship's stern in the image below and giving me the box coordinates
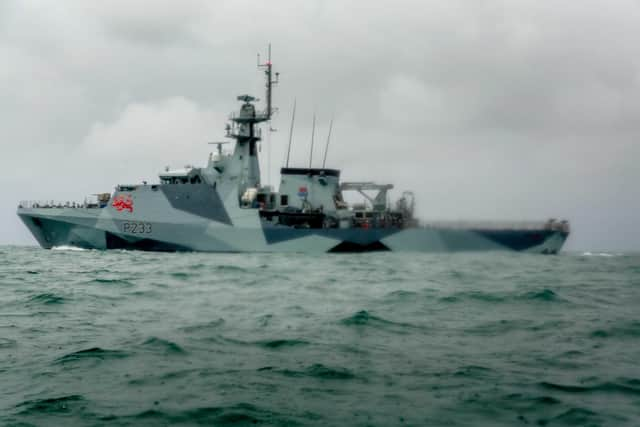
[532,229,570,254]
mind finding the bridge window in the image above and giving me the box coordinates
[280,195,288,206]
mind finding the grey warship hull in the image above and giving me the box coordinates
[17,192,568,254]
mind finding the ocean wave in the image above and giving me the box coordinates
[581,251,622,257]
[256,339,310,349]
[275,363,356,380]
[341,310,382,326]
[440,289,565,305]
[55,347,129,364]
[127,403,305,426]
[503,393,561,406]
[128,368,205,386]
[384,289,420,299]
[215,265,248,272]
[0,337,17,349]
[439,291,506,304]
[141,337,186,355]
[179,318,226,333]
[539,381,640,395]
[69,268,111,274]
[527,320,573,333]
[16,395,85,414]
[86,278,134,286]
[187,263,209,270]
[453,365,493,379]
[170,271,200,279]
[465,319,532,336]
[590,321,640,339]
[340,310,422,332]
[27,293,67,305]
[520,288,565,302]
[549,407,602,425]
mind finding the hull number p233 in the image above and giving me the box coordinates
[122,222,152,234]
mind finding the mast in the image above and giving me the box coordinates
[258,44,279,120]
[222,46,279,197]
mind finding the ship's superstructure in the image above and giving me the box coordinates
[17,49,570,254]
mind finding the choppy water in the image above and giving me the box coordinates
[1,246,639,426]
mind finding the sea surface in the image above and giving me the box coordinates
[0,246,639,426]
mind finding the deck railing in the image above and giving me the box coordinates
[421,220,570,232]
[17,200,571,233]
[17,200,102,209]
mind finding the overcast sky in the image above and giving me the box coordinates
[1,0,639,251]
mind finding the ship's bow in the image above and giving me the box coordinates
[18,210,52,249]
[17,204,106,249]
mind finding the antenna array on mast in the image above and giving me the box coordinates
[257,44,279,120]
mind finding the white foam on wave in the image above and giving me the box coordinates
[51,245,87,252]
[581,251,617,257]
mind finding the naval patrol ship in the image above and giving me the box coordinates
[17,50,570,254]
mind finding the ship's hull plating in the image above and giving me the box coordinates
[17,207,568,254]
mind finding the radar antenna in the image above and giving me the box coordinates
[208,141,230,155]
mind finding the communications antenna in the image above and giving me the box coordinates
[322,115,334,168]
[285,99,296,168]
[308,113,316,168]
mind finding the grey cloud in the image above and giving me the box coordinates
[1,0,639,250]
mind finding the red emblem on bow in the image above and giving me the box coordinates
[112,195,134,213]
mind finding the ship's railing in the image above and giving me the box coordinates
[229,111,269,122]
[18,200,103,209]
[421,219,570,232]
